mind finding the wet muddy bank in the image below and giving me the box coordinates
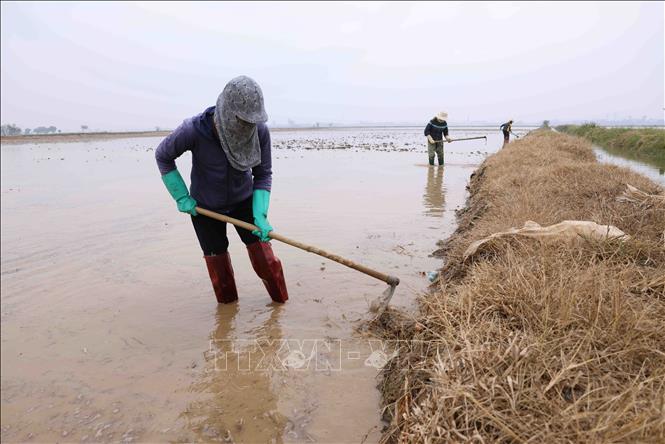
[0,125,512,147]
[374,130,665,443]
[0,131,171,145]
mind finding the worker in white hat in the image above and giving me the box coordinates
[424,111,453,166]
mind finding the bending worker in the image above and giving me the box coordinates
[155,75,288,304]
[424,111,452,166]
[500,119,516,145]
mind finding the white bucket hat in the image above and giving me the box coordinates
[436,111,448,121]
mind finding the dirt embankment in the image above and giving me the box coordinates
[557,124,665,168]
[0,127,399,145]
[375,130,665,443]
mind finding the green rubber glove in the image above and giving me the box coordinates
[252,189,273,242]
[161,169,197,216]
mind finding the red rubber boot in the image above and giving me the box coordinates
[247,242,289,303]
[204,253,239,303]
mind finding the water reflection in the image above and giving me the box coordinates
[423,166,446,217]
[181,304,286,443]
[593,147,665,185]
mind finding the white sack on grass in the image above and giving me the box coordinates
[463,220,629,261]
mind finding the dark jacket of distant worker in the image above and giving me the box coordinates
[500,120,514,144]
[155,75,288,304]
[424,111,453,166]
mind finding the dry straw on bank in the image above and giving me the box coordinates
[377,130,665,443]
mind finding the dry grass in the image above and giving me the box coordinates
[375,130,665,443]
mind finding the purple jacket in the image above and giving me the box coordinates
[155,106,272,213]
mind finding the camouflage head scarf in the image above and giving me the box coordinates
[213,76,269,171]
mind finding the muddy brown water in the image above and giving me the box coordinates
[1,127,504,443]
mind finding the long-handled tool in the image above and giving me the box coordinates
[447,136,487,143]
[195,207,400,315]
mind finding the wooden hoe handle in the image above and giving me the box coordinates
[195,207,400,287]
[449,136,487,142]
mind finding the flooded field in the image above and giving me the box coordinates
[1,127,504,443]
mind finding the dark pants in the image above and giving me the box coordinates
[503,130,510,143]
[427,141,444,165]
[191,197,258,255]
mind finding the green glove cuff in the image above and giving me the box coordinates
[252,189,273,241]
[252,189,270,214]
[162,169,197,216]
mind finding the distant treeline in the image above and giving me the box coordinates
[1,123,60,136]
[556,123,665,168]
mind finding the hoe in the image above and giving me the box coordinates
[196,207,400,317]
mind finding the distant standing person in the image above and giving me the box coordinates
[424,111,453,166]
[155,76,289,305]
[500,119,516,145]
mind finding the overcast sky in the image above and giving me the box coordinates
[1,1,663,131]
